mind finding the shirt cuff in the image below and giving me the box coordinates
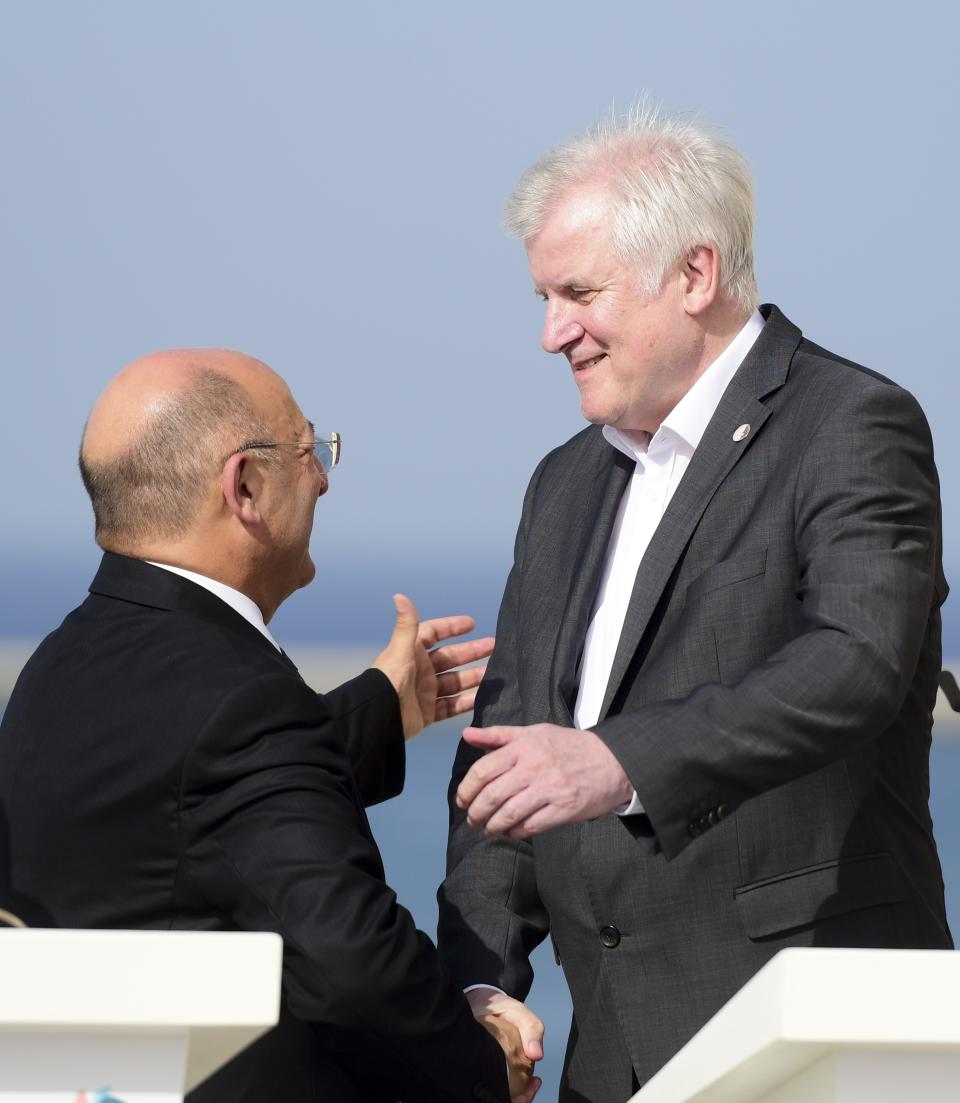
[464,983,507,996]
[614,789,645,816]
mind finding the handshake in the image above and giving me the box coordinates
[467,988,543,1103]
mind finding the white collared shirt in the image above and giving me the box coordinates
[574,310,766,814]
[147,561,282,651]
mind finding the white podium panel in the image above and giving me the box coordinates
[0,929,283,1103]
[630,947,960,1103]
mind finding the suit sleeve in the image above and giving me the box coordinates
[323,668,405,807]
[438,460,552,997]
[594,380,945,859]
[179,673,510,1103]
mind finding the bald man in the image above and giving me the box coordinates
[0,351,542,1103]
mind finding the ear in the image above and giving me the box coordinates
[221,452,263,525]
[680,243,721,317]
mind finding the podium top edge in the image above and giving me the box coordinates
[0,929,283,1025]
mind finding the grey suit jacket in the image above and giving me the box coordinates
[439,305,952,1103]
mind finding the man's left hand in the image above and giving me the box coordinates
[457,723,634,837]
[373,594,494,740]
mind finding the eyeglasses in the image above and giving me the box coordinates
[236,430,341,474]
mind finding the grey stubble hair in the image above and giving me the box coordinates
[78,367,274,548]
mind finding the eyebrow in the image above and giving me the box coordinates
[306,419,316,441]
[533,279,591,296]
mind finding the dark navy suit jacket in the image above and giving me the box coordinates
[0,553,509,1103]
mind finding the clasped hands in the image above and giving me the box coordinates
[468,988,543,1103]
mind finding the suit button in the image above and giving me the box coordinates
[707,808,720,826]
[688,822,702,838]
[717,803,728,819]
[699,814,711,830]
[600,924,621,948]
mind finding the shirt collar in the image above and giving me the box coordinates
[146,561,282,651]
[603,309,766,461]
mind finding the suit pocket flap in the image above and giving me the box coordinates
[735,852,905,939]
[685,548,768,605]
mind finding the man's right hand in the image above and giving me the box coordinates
[467,989,543,1103]
[372,594,494,740]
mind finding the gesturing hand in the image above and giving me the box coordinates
[467,988,543,1103]
[457,723,634,837]
[373,594,494,740]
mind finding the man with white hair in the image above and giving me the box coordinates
[440,105,951,1100]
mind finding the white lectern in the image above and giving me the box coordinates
[0,928,282,1103]
[629,947,960,1103]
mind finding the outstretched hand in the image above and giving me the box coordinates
[373,594,494,740]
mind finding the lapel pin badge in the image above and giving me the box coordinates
[732,423,751,442]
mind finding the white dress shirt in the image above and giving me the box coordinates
[574,310,766,814]
[147,561,282,651]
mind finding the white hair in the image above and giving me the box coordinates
[504,100,758,312]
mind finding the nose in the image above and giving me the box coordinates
[541,300,584,354]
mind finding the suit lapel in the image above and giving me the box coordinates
[550,446,634,722]
[598,304,802,719]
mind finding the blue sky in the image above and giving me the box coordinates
[2,1,957,650]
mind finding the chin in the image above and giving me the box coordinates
[580,398,614,426]
[297,555,317,590]
[578,387,616,426]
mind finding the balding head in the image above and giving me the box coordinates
[80,349,284,551]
